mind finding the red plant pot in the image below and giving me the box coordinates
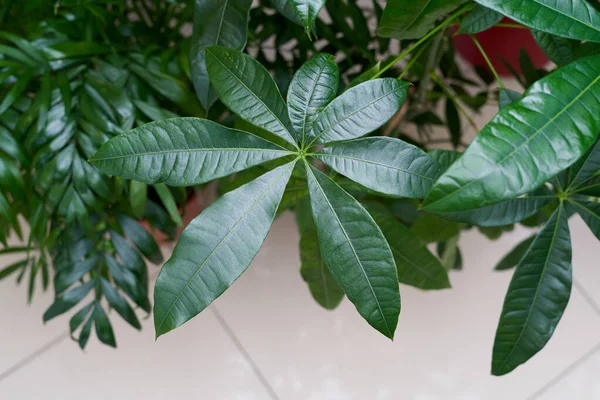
[452,18,549,76]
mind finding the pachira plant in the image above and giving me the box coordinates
[4,0,600,378]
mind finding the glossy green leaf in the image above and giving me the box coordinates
[154,183,183,227]
[314,137,440,198]
[269,0,302,24]
[457,4,503,34]
[110,231,146,278]
[366,203,450,290]
[429,149,461,174]
[498,88,522,109]
[105,255,150,313]
[531,30,578,66]
[90,118,292,186]
[437,189,555,227]
[190,0,252,111]
[205,46,297,147]
[69,303,93,338]
[130,180,147,219]
[567,138,600,191]
[378,0,470,39]
[310,79,409,145]
[0,70,32,115]
[569,200,600,241]
[423,55,600,212]
[54,255,100,295]
[305,163,400,339]
[117,214,163,265]
[43,279,96,322]
[474,0,600,42]
[296,199,344,310]
[288,0,327,34]
[100,278,141,330]
[78,315,93,349]
[154,162,295,337]
[287,53,339,145]
[494,235,535,271]
[492,206,572,376]
[93,303,116,348]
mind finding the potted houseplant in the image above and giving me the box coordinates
[2,0,600,378]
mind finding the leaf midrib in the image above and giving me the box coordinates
[90,147,292,162]
[426,72,600,209]
[300,55,333,146]
[155,161,296,334]
[206,48,296,147]
[495,205,563,372]
[306,163,392,337]
[529,0,600,35]
[316,152,436,181]
[309,83,408,146]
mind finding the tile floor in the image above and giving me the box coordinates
[2,211,600,399]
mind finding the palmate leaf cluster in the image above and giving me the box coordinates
[4,0,600,378]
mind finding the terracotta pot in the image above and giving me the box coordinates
[452,18,549,76]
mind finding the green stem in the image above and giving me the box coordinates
[469,34,504,89]
[398,40,429,80]
[372,3,474,79]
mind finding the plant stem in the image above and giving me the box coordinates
[398,41,429,80]
[469,34,505,89]
[372,3,474,79]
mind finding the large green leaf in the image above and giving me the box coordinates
[474,0,600,42]
[288,0,327,34]
[457,4,503,34]
[43,280,96,322]
[90,118,293,186]
[495,235,536,271]
[492,206,572,376]
[378,0,470,39]
[205,46,297,147]
[287,53,339,145]
[566,138,600,191]
[366,203,450,290]
[190,0,252,111]
[423,55,600,212]
[269,0,302,24]
[154,162,295,337]
[314,137,440,198]
[531,30,579,66]
[296,199,344,310]
[437,188,555,227]
[310,79,409,145]
[305,163,400,339]
[569,199,600,241]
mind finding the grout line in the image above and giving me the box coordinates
[210,306,280,400]
[526,279,600,399]
[0,332,69,383]
[573,279,600,316]
[527,340,600,400]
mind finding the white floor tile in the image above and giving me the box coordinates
[535,344,600,400]
[566,215,600,310]
[0,302,272,400]
[212,213,600,400]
